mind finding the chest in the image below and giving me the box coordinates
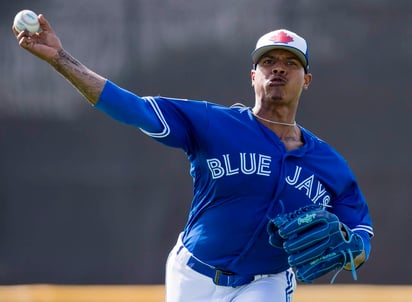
[282,138,304,151]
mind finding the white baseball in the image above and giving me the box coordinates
[13,10,40,33]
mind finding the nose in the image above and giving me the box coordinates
[272,62,286,74]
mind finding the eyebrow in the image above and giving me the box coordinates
[261,54,299,61]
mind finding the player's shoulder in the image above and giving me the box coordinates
[301,128,325,144]
[302,127,351,167]
[147,96,252,118]
[145,96,190,103]
[144,96,209,112]
[230,102,248,108]
[148,95,217,106]
[301,127,343,155]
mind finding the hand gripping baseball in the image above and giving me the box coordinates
[267,205,364,283]
[12,14,63,63]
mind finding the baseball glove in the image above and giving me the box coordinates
[267,205,364,283]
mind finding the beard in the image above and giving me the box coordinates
[267,86,286,102]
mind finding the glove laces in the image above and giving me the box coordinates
[330,248,357,284]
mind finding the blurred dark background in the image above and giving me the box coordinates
[1,0,411,285]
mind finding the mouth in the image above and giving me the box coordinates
[268,76,287,86]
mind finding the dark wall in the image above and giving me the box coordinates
[1,0,411,284]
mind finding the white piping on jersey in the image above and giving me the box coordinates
[139,96,170,138]
[352,224,374,236]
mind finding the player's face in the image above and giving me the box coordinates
[251,49,312,105]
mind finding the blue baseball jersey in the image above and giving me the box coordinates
[96,80,373,276]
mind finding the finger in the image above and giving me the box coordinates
[278,210,338,238]
[38,14,54,33]
[15,30,28,45]
[283,224,331,253]
[17,34,31,49]
[287,238,330,266]
[15,30,36,49]
[12,24,27,36]
[12,24,18,35]
[278,218,324,239]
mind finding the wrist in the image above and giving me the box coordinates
[50,48,70,68]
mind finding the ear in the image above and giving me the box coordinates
[303,73,312,90]
[251,69,256,87]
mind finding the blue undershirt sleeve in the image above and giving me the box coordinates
[95,80,163,133]
[356,230,372,261]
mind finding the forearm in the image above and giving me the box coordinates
[14,14,106,105]
[50,48,106,105]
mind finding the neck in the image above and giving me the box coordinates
[251,110,296,127]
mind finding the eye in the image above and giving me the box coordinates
[286,60,298,66]
[261,58,274,65]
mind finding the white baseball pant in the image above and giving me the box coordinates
[165,234,296,302]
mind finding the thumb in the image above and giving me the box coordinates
[38,14,54,33]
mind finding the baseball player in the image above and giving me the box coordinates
[14,14,373,302]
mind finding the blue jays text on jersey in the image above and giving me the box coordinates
[95,80,373,276]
